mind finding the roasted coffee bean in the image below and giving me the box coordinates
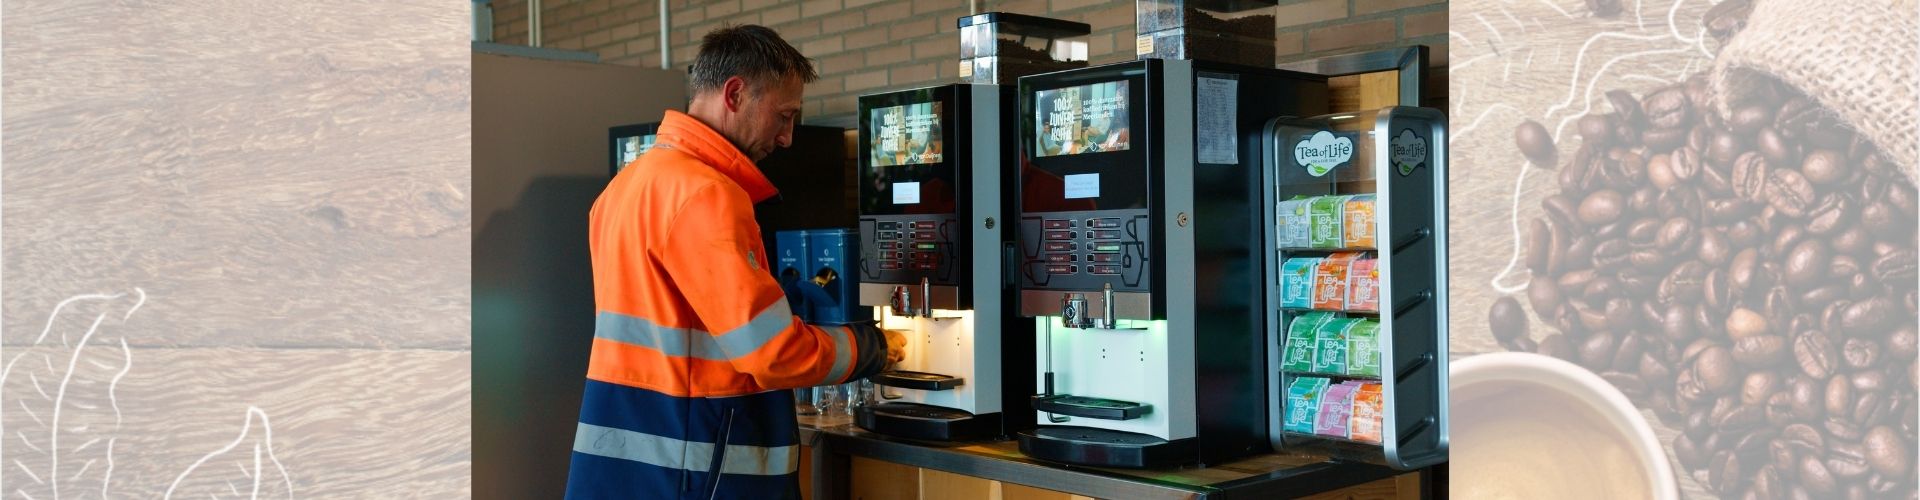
[1758,126,1803,166]
[1827,441,1872,480]
[1592,238,1631,270]
[1729,102,1774,136]
[1489,296,1528,343]
[1602,371,1645,398]
[1735,334,1789,367]
[1643,126,1688,152]
[1579,189,1626,225]
[1645,149,1680,192]
[1628,185,1660,214]
[1840,298,1894,334]
[1731,248,1764,292]
[1831,226,1873,257]
[1734,152,1772,202]
[1753,464,1784,499]
[1712,450,1745,494]
[1655,217,1696,255]
[1841,338,1881,371]
[1696,228,1733,266]
[1700,154,1736,196]
[1791,377,1824,421]
[1863,425,1912,479]
[1537,333,1574,360]
[1871,249,1917,286]
[1627,216,1663,244]
[1659,261,1707,305]
[1542,194,1583,231]
[1827,374,1855,420]
[1579,114,1614,146]
[1773,224,1810,257]
[1767,168,1818,218]
[1826,417,1865,441]
[1579,332,1618,370]
[1718,402,1768,434]
[1605,298,1640,333]
[1527,275,1564,315]
[1794,331,1838,380]
[1728,307,1770,339]
[1801,454,1839,494]
[1885,182,1917,216]
[1703,268,1733,312]
[1662,303,1697,341]
[1783,423,1825,450]
[1727,219,1763,247]
[1677,433,1709,470]
[1852,390,1887,427]
[1785,240,1831,288]
[1802,149,1849,186]
[1645,86,1692,129]
[1606,89,1644,125]
[1702,0,1753,40]
[1769,439,1801,479]
[1696,345,1738,393]
[1528,218,1556,275]
[1805,195,1853,235]
[1710,130,1747,167]
[1516,119,1558,168]
[1507,336,1538,353]
[1851,370,1887,394]
[1887,324,1917,360]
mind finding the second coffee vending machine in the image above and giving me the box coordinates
[1014,58,1329,467]
[854,84,1038,441]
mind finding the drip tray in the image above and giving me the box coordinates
[871,370,964,391]
[854,402,1000,441]
[1032,394,1150,420]
[1017,426,1197,469]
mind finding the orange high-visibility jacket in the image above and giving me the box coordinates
[566,110,888,499]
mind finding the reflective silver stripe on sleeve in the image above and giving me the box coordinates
[821,325,853,385]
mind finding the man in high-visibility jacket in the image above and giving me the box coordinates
[566,25,904,499]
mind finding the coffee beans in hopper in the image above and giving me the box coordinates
[1493,9,1917,497]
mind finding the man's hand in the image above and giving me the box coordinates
[883,329,908,365]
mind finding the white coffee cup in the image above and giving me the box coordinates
[1450,352,1680,500]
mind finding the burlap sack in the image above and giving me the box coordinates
[1711,0,1918,182]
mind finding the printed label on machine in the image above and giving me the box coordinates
[893,181,921,204]
[1391,128,1428,176]
[1293,130,1355,177]
[1196,75,1238,165]
[1063,173,1100,199]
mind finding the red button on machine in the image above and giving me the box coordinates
[1045,241,1076,252]
[1046,264,1077,275]
[1088,253,1119,263]
[914,262,938,270]
[1045,231,1076,240]
[1046,254,1076,263]
[1044,219,1074,229]
[910,231,938,241]
[879,262,904,270]
[912,221,938,229]
[1089,230,1121,240]
[1089,265,1120,275]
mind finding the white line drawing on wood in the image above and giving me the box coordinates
[163,406,293,500]
[2,291,139,500]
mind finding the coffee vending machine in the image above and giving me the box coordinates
[1014,59,1328,467]
[853,84,1037,440]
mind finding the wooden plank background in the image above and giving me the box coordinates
[1448,0,1727,497]
[2,0,471,497]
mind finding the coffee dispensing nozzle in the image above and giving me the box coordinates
[1098,283,1117,329]
[890,284,912,318]
[890,278,933,318]
[1061,293,1092,329]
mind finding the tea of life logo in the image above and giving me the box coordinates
[1294,130,1354,177]
[1391,129,1427,177]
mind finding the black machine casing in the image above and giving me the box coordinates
[1013,59,1328,467]
[853,84,1037,441]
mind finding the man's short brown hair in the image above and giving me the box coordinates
[689,25,818,95]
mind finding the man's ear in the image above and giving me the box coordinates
[722,76,750,113]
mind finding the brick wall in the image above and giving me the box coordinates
[490,0,1446,123]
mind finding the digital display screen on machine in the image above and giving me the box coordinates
[1033,81,1130,157]
[868,102,944,167]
